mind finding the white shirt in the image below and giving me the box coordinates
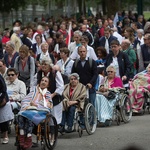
[56,58,74,76]
[6,78,26,101]
[113,31,123,44]
[110,57,120,77]
[70,45,98,60]
[68,42,80,55]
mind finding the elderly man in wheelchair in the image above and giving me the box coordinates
[58,73,87,133]
[16,76,55,150]
[95,65,132,127]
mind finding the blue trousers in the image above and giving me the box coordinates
[89,92,96,107]
[61,105,76,127]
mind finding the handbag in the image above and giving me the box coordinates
[0,97,7,108]
[106,91,116,100]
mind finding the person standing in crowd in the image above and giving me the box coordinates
[10,26,22,52]
[4,41,19,68]
[121,39,136,78]
[68,30,82,55]
[56,47,74,80]
[31,34,42,58]
[141,33,150,68]
[137,15,144,29]
[81,24,94,46]
[105,39,131,86]
[0,59,8,82]
[99,27,117,54]
[72,45,98,107]
[1,29,10,47]
[14,45,35,92]
[32,25,46,44]
[0,74,14,144]
[70,35,97,60]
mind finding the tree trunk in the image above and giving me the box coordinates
[106,0,119,17]
[2,12,6,29]
[32,4,36,21]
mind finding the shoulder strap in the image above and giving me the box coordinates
[88,58,93,69]
[27,56,31,71]
[64,58,71,68]
[74,59,79,68]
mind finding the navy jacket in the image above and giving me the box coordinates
[99,35,117,52]
[105,51,131,83]
[141,44,150,68]
[71,58,98,93]
[4,52,19,68]
[0,74,9,103]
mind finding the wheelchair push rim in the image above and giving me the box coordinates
[84,103,97,135]
[44,114,58,150]
[120,94,132,123]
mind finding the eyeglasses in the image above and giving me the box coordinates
[70,78,77,81]
[8,74,15,77]
[107,71,113,73]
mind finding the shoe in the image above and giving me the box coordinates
[65,126,73,133]
[97,122,105,127]
[58,126,65,133]
[24,136,32,149]
[2,138,9,144]
[19,135,25,147]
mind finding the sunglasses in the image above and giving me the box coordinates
[8,74,15,77]
[107,71,113,73]
[70,78,77,80]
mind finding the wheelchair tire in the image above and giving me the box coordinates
[44,114,58,150]
[120,94,132,123]
[78,125,83,137]
[84,103,97,135]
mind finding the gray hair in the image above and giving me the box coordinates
[74,30,82,37]
[37,25,44,30]
[106,65,116,73]
[6,41,15,49]
[137,29,144,35]
[40,57,54,68]
[69,73,80,80]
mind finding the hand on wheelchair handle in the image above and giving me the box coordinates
[86,83,92,89]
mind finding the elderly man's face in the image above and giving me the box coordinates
[70,76,78,87]
[41,44,48,53]
[78,46,87,60]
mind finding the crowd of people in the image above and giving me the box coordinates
[0,10,150,148]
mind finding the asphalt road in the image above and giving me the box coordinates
[0,114,150,150]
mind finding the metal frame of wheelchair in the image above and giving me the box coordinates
[111,88,132,126]
[73,100,97,137]
[143,92,150,114]
[15,113,58,150]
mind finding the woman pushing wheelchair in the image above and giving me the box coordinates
[17,76,53,149]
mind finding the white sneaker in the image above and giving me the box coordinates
[2,138,9,144]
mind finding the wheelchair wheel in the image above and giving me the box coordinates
[44,114,58,150]
[78,125,83,137]
[120,94,132,123]
[84,103,97,135]
[113,109,121,126]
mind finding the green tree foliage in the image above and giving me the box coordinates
[0,0,27,13]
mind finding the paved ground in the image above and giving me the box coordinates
[0,113,150,150]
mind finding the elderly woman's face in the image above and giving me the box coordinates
[39,77,49,89]
[5,44,14,54]
[70,76,78,87]
[41,62,50,72]
[107,68,115,78]
[41,44,48,53]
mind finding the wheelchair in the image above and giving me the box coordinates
[15,111,58,150]
[59,90,97,137]
[111,88,132,125]
[143,92,150,114]
[73,100,97,137]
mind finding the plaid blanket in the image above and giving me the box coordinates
[19,109,50,125]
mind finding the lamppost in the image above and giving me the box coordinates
[137,0,143,15]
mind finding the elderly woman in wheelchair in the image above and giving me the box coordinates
[129,63,150,115]
[58,73,87,133]
[95,65,124,127]
[17,76,53,149]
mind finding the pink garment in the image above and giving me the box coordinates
[110,77,124,88]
